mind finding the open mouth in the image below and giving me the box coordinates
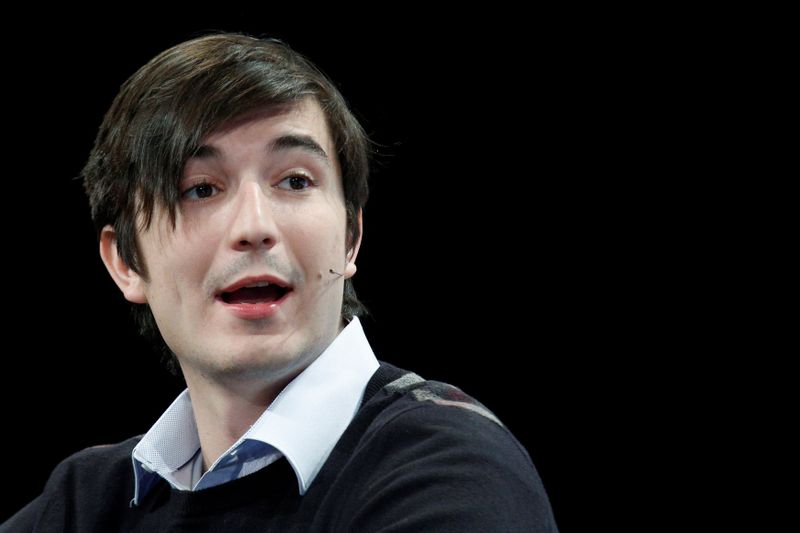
[220,284,291,305]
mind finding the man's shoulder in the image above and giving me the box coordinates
[366,363,506,425]
[366,362,525,455]
[0,436,145,532]
[59,435,142,466]
[49,435,143,485]
[317,362,559,531]
[380,365,505,424]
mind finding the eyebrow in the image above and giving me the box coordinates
[190,134,332,168]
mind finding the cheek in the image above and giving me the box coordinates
[282,208,346,261]
[286,226,344,268]
[146,238,214,302]
[176,213,227,259]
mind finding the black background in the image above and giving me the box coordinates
[0,9,711,531]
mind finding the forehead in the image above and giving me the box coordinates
[187,98,338,172]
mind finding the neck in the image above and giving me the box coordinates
[182,370,299,472]
[179,320,349,471]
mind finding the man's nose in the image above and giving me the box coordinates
[228,181,280,251]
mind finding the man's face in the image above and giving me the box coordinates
[105,98,360,385]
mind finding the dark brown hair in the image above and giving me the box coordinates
[80,32,371,372]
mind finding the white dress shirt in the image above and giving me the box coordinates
[130,317,379,506]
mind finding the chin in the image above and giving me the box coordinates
[199,341,312,381]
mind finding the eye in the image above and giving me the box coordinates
[277,174,314,191]
[181,182,219,201]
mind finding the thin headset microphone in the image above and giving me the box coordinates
[329,269,344,277]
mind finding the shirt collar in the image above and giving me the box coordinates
[131,316,379,504]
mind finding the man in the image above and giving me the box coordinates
[2,32,558,531]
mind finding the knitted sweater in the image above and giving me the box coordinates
[2,362,558,532]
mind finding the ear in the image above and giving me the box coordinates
[99,224,148,304]
[344,209,363,279]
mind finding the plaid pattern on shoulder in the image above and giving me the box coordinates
[384,371,504,427]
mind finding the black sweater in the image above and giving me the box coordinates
[2,362,558,532]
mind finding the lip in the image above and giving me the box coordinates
[217,274,293,295]
[215,289,292,320]
[215,274,294,320]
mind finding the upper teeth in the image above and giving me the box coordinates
[244,281,271,288]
